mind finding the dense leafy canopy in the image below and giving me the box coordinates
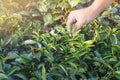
[0,0,120,80]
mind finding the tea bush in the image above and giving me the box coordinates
[0,0,120,80]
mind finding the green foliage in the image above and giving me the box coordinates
[0,0,120,80]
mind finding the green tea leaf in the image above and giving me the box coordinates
[0,61,4,73]
[0,73,7,80]
[110,34,118,44]
[59,64,68,76]
[115,71,120,79]
[68,0,80,7]
[16,54,32,64]
[43,13,53,24]
[7,66,20,76]
[14,73,28,80]
[22,39,37,45]
[42,66,46,80]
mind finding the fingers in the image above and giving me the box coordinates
[66,13,76,32]
[66,11,84,35]
[72,21,83,35]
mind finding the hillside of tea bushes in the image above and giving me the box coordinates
[0,0,120,80]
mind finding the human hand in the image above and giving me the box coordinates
[66,6,99,35]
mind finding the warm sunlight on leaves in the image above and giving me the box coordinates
[0,0,120,80]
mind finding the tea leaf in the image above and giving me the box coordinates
[42,66,46,80]
[68,0,80,7]
[23,39,37,45]
[7,66,20,76]
[0,73,7,80]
